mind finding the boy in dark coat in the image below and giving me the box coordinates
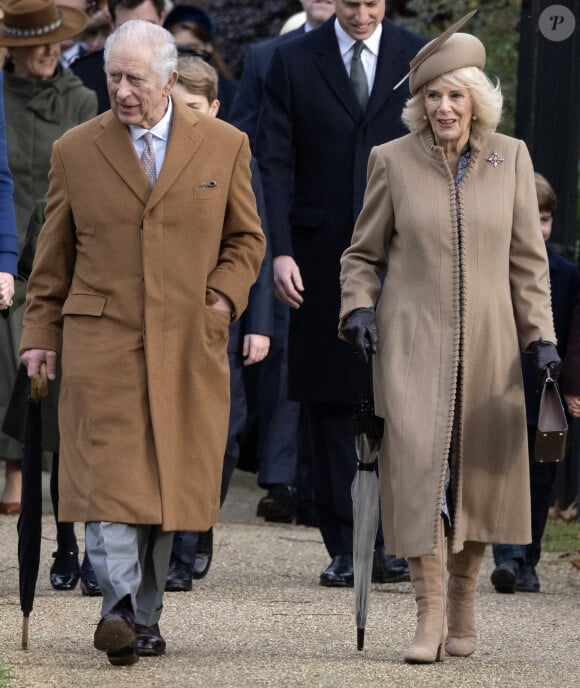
[491,173,579,593]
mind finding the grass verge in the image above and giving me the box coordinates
[542,520,580,553]
[0,664,14,688]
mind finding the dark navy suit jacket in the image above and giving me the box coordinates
[227,158,274,353]
[255,17,426,403]
[229,27,304,147]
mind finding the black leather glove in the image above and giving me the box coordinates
[340,307,377,363]
[530,340,562,381]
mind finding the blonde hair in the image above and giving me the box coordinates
[401,66,503,136]
[176,55,218,102]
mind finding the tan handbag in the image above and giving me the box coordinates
[535,374,568,462]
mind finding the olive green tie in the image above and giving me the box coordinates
[350,41,369,111]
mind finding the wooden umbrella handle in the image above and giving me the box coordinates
[30,362,48,401]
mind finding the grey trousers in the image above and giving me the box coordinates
[85,522,173,627]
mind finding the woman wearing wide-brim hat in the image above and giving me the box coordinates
[0,0,97,585]
[0,0,97,243]
[339,12,559,664]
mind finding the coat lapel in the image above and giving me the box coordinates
[94,101,203,209]
[314,22,362,122]
[315,20,419,124]
[365,20,419,123]
[95,111,150,206]
[146,98,202,210]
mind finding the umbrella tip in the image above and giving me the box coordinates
[357,627,365,651]
[22,615,30,650]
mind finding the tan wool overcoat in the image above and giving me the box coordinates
[20,97,265,532]
[340,130,556,558]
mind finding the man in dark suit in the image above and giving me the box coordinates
[231,0,336,147]
[165,65,274,591]
[255,0,426,586]
[229,0,336,526]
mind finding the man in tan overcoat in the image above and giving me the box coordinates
[20,19,265,666]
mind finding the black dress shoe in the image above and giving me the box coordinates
[94,602,137,666]
[165,559,193,592]
[516,565,540,593]
[491,560,519,593]
[256,484,295,522]
[193,528,213,580]
[320,555,354,587]
[80,555,102,597]
[50,551,80,591]
[135,622,166,657]
[372,549,410,583]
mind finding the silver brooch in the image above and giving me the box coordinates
[486,152,504,168]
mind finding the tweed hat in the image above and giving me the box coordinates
[395,10,486,95]
[0,0,88,47]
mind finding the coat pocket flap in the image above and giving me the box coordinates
[194,185,224,200]
[288,207,326,228]
[62,293,106,317]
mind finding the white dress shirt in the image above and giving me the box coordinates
[334,19,383,96]
[129,96,174,179]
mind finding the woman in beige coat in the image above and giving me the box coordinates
[339,17,560,665]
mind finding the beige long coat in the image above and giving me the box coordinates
[20,97,265,531]
[340,130,555,558]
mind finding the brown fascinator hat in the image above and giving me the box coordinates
[0,0,88,47]
[395,10,486,95]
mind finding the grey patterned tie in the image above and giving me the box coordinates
[140,131,157,187]
[350,41,369,111]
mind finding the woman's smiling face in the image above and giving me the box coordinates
[424,76,473,151]
[10,42,61,79]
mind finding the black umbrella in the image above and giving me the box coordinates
[352,354,383,651]
[17,364,48,650]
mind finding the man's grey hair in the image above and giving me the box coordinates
[104,19,178,83]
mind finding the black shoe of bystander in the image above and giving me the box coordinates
[165,559,193,592]
[320,555,354,587]
[256,484,295,523]
[491,560,519,594]
[516,565,540,593]
[372,549,410,583]
[193,528,213,580]
[50,551,80,591]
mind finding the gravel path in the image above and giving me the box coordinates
[1,470,579,688]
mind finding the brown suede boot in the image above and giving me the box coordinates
[446,541,486,657]
[403,519,446,664]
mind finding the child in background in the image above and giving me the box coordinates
[172,55,221,116]
[165,56,274,592]
[491,173,579,593]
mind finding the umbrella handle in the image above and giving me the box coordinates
[30,362,48,402]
